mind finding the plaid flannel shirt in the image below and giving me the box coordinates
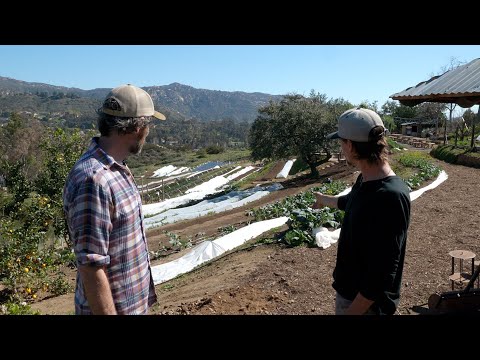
[63,137,157,314]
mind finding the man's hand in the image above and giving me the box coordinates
[312,192,326,209]
[312,192,339,209]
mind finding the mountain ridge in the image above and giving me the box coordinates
[0,76,282,122]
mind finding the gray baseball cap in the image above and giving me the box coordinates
[327,107,384,142]
[100,84,166,120]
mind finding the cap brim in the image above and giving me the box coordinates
[153,111,166,121]
[326,131,340,140]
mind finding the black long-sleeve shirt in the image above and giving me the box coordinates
[333,174,411,315]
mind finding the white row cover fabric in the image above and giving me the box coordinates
[276,159,296,178]
[142,166,254,217]
[153,165,177,178]
[151,216,289,285]
[144,183,283,229]
[313,170,448,249]
[151,170,448,285]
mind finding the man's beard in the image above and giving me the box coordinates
[129,141,143,155]
[129,131,146,155]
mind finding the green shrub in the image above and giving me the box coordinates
[397,152,441,190]
[0,302,40,315]
[430,145,463,164]
[205,145,224,154]
[248,181,347,247]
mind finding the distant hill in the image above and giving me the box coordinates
[0,76,282,122]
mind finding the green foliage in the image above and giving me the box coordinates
[415,103,447,123]
[381,100,398,117]
[397,152,441,190]
[248,181,347,247]
[0,302,40,315]
[165,232,192,250]
[49,274,73,296]
[463,108,479,126]
[218,224,238,235]
[393,104,417,119]
[386,137,405,153]
[1,160,33,214]
[35,128,90,203]
[0,124,91,308]
[430,145,463,164]
[0,207,75,304]
[357,100,379,113]
[430,144,480,168]
[382,115,396,133]
[205,145,224,154]
[148,118,251,151]
[249,93,351,177]
[128,145,249,176]
[284,207,341,247]
[196,148,207,158]
[161,283,175,290]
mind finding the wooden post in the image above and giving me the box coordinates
[444,104,454,145]
[454,125,458,148]
[162,178,165,201]
[471,106,478,149]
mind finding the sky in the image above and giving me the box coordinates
[0,45,479,113]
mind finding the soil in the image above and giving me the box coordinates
[30,156,480,315]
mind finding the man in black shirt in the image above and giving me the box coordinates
[313,107,411,315]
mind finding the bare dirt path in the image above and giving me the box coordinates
[31,159,480,315]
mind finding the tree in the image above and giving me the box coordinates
[383,104,417,132]
[463,108,477,126]
[415,102,447,138]
[379,100,399,133]
[393,104,417,119]
[0,112,44,180]
[381,100,398,117]
[416,103,446,123]
[358,100,379,113]
[249,93,349,177]
[35,127,91,203]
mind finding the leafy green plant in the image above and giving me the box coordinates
[165,232,193,251]
[396,152,441,190]
[218,224,238,235]
[0,126,91,308]
[49,274,73,296]
[0,302,40,315]
[249,180,347,247]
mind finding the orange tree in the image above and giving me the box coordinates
[0,121,93,304]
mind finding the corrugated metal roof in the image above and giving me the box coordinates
[390,58,480,107]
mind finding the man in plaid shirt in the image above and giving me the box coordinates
[63,84,166,314]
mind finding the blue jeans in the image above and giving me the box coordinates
[335,292,378,315]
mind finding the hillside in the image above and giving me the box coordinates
[0,76,282,123]
[28,157,480,316]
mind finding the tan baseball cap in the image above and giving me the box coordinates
[100,84,166,120]
[327,107,384,142]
